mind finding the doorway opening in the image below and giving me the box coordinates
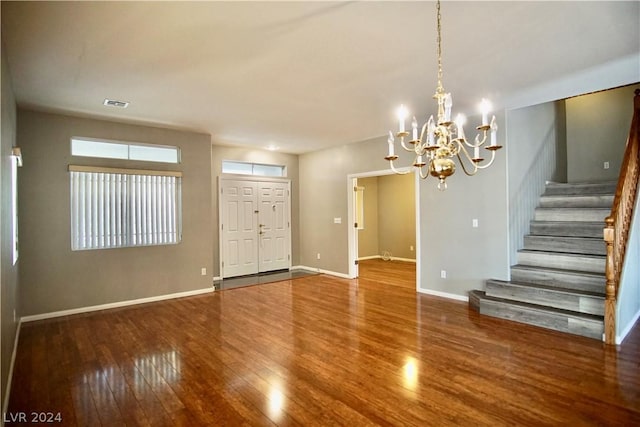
[347,168,421,291]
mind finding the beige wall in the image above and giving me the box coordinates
[566,84,639,183]
[1,43,20,409]
[378,173,415,260]
[17,110,213,316]
[210,144,299,276]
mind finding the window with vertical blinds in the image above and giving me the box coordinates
[69,166,182,251]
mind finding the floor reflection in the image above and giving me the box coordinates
[403,356,419,392]
[267,381,286,422]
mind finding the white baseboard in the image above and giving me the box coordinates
[390,257,416,263]
[358,255,381,261]
[293,265,351,279]
[3,319,21,415]
[357,255,416,263]
[21,287,215,323]
[417,288,469,302]
[616,307,640,345]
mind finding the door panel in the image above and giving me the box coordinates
[258,182,290,272]
[221,180,259,277]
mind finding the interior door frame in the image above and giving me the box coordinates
[346,167,421,292]
[218,175,292,278]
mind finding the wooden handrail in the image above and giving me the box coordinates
[604,89,640,345]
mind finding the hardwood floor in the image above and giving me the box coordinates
[358,258,416,289]
[7,273,640,426]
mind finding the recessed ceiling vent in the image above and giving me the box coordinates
[103,99,129,108]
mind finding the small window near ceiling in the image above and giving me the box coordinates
[222,161,286,177]
[71,137,180,164]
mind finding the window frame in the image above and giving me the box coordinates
[69,165,183,251]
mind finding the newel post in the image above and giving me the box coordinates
[603,216,616,345]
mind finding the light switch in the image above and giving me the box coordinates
[472,219,479,228]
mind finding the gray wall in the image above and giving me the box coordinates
[17,110,213,316]
[299,136,392,273]
[357,176,378,258]
[210,144,299,276]
[507,101,566,263]
[419,111,510,296]
[1,42,20,410]
[566,84,639,183]
[378,173,415,260]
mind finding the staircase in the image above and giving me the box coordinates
[470,181,617,340]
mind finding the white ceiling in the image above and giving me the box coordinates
[2,1,639,154]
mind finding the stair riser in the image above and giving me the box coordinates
[517,252,605,273]
[544,183,617,196]
[534,209,610,222]
[529,222,603,238]
[539,195,614,208]
[523,236,606,256]
[479,299,603,339]
[510,267,604,294]
[486,282,604,316]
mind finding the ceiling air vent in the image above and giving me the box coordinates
[103,99,129,108]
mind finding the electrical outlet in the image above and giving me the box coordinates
[472,219,479,228]
[410,245,414,251]
[604,161,610,169]
[440,270,447,279]
[317,253,321,260]
[201,268,207,276]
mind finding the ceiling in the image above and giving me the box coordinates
[2,1,639,154]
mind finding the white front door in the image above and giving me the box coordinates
[220,178,291,278]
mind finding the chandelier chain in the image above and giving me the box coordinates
[436,0,443,94]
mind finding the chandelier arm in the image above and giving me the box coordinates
[473,130,489,147]
[418,165,430,179]
[455,143,479,176]
[388,159,413,175]
[460,129,489,148]
[399,138,415,152]
[419,122,429,146]
[474,149,498,170]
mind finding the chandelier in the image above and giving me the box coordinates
[385,0,501,191]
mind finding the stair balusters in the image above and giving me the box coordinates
[603,89,640,345]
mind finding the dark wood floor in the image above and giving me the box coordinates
[7,271,640,426]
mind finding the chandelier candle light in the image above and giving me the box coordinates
[385,0,502,190]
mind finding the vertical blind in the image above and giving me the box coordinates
[69,166,182,250]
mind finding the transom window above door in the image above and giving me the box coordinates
[222,161,286,177]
